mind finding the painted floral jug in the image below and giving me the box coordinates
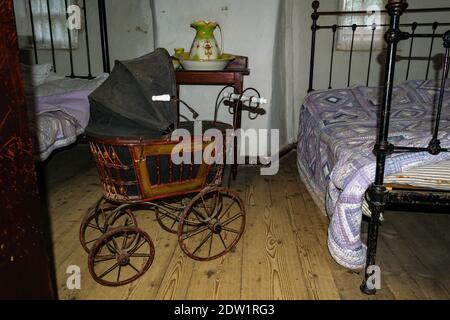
[189,20,223,60]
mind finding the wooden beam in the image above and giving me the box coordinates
[0,0,56,299]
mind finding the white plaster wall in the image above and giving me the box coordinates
[152,0,279,144]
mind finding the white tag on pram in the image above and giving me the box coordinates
[152,94,171,102]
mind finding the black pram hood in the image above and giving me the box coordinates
[86,48,177,139]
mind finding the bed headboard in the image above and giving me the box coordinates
[17,0,111,79]
[308,0,450,92]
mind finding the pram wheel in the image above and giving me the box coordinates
[155,197,191,234]
[178,187,245,261]
[88,226,155,287]
[80,197,137,254]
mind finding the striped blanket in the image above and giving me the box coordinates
[297,79,450,269]
[385,160,450,190]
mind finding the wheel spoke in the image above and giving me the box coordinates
[201,195,211,217]
[97,208,109,224]
[122,217,130,228]
[192,231,214,255]
[88,223,101,231]
[116,265,122,283]
[158,213,169,221]
[94,254,116,263]
[218,197,236,221]
[111,237,121,252]
[122,231,128,249]
[170,218,177,230]
[131,253,152,258]
[85,238,99,245]
[158,208,179,221]
[221,212,243,226]
[192,206,208,221]
[127,237,146,256]
[98,262,119,279]
[208,233,214,258]
[181,225,209,240]
[183,216,203,227]
[221,226,241,234]
[129,263,140,274]
[213,195,224,219]
[218,233,228,250]
[124,219,133,227]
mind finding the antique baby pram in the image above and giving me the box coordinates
[79,49,250,286]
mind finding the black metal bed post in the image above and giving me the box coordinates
[405,22,417,81]
[366,23,376,87]
[83,0,93,79]
[46,0,56,72]
[28,0,38,64]
[425,22,439,80]
[429,31,450,154]
[64,0,75,77]
[308,0,320,93]
[98,0,111,73]
[347,24,357,87]
[361,0,408,295]
[328,24,337,89]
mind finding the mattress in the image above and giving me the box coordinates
[360,158,450,216]
[385,159,450,191]
[296,79,450,269]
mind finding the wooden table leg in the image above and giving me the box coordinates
[231,75,244,180]
[176,84,180,127]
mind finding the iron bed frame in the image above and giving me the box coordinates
[308,1,450,92]
[20,0,112,159]
[308,0,450,294]
[25,0,111,79]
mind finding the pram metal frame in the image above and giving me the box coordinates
[81,120,246,286]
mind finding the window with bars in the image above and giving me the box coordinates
[337,0,387,51]
[16,0,79,50]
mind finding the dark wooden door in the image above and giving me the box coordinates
[0,0,55,299]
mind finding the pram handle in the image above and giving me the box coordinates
[152,95,199,119]
[223,93,267,105]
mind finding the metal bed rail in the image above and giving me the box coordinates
[26,0,111,79]
[308,0,450,92]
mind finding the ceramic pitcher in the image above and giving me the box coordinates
[189,20,223,60]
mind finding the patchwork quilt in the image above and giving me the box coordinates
[297,79,450,269]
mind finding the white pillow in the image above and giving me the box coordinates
[33,73,109,97]
[21,63,53,87]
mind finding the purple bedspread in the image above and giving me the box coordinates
[33,89,92,128]
[26,74,108,161]
[27,89,92,161]
[297,79,450,269]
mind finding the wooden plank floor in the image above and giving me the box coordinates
[40,145,450,300]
